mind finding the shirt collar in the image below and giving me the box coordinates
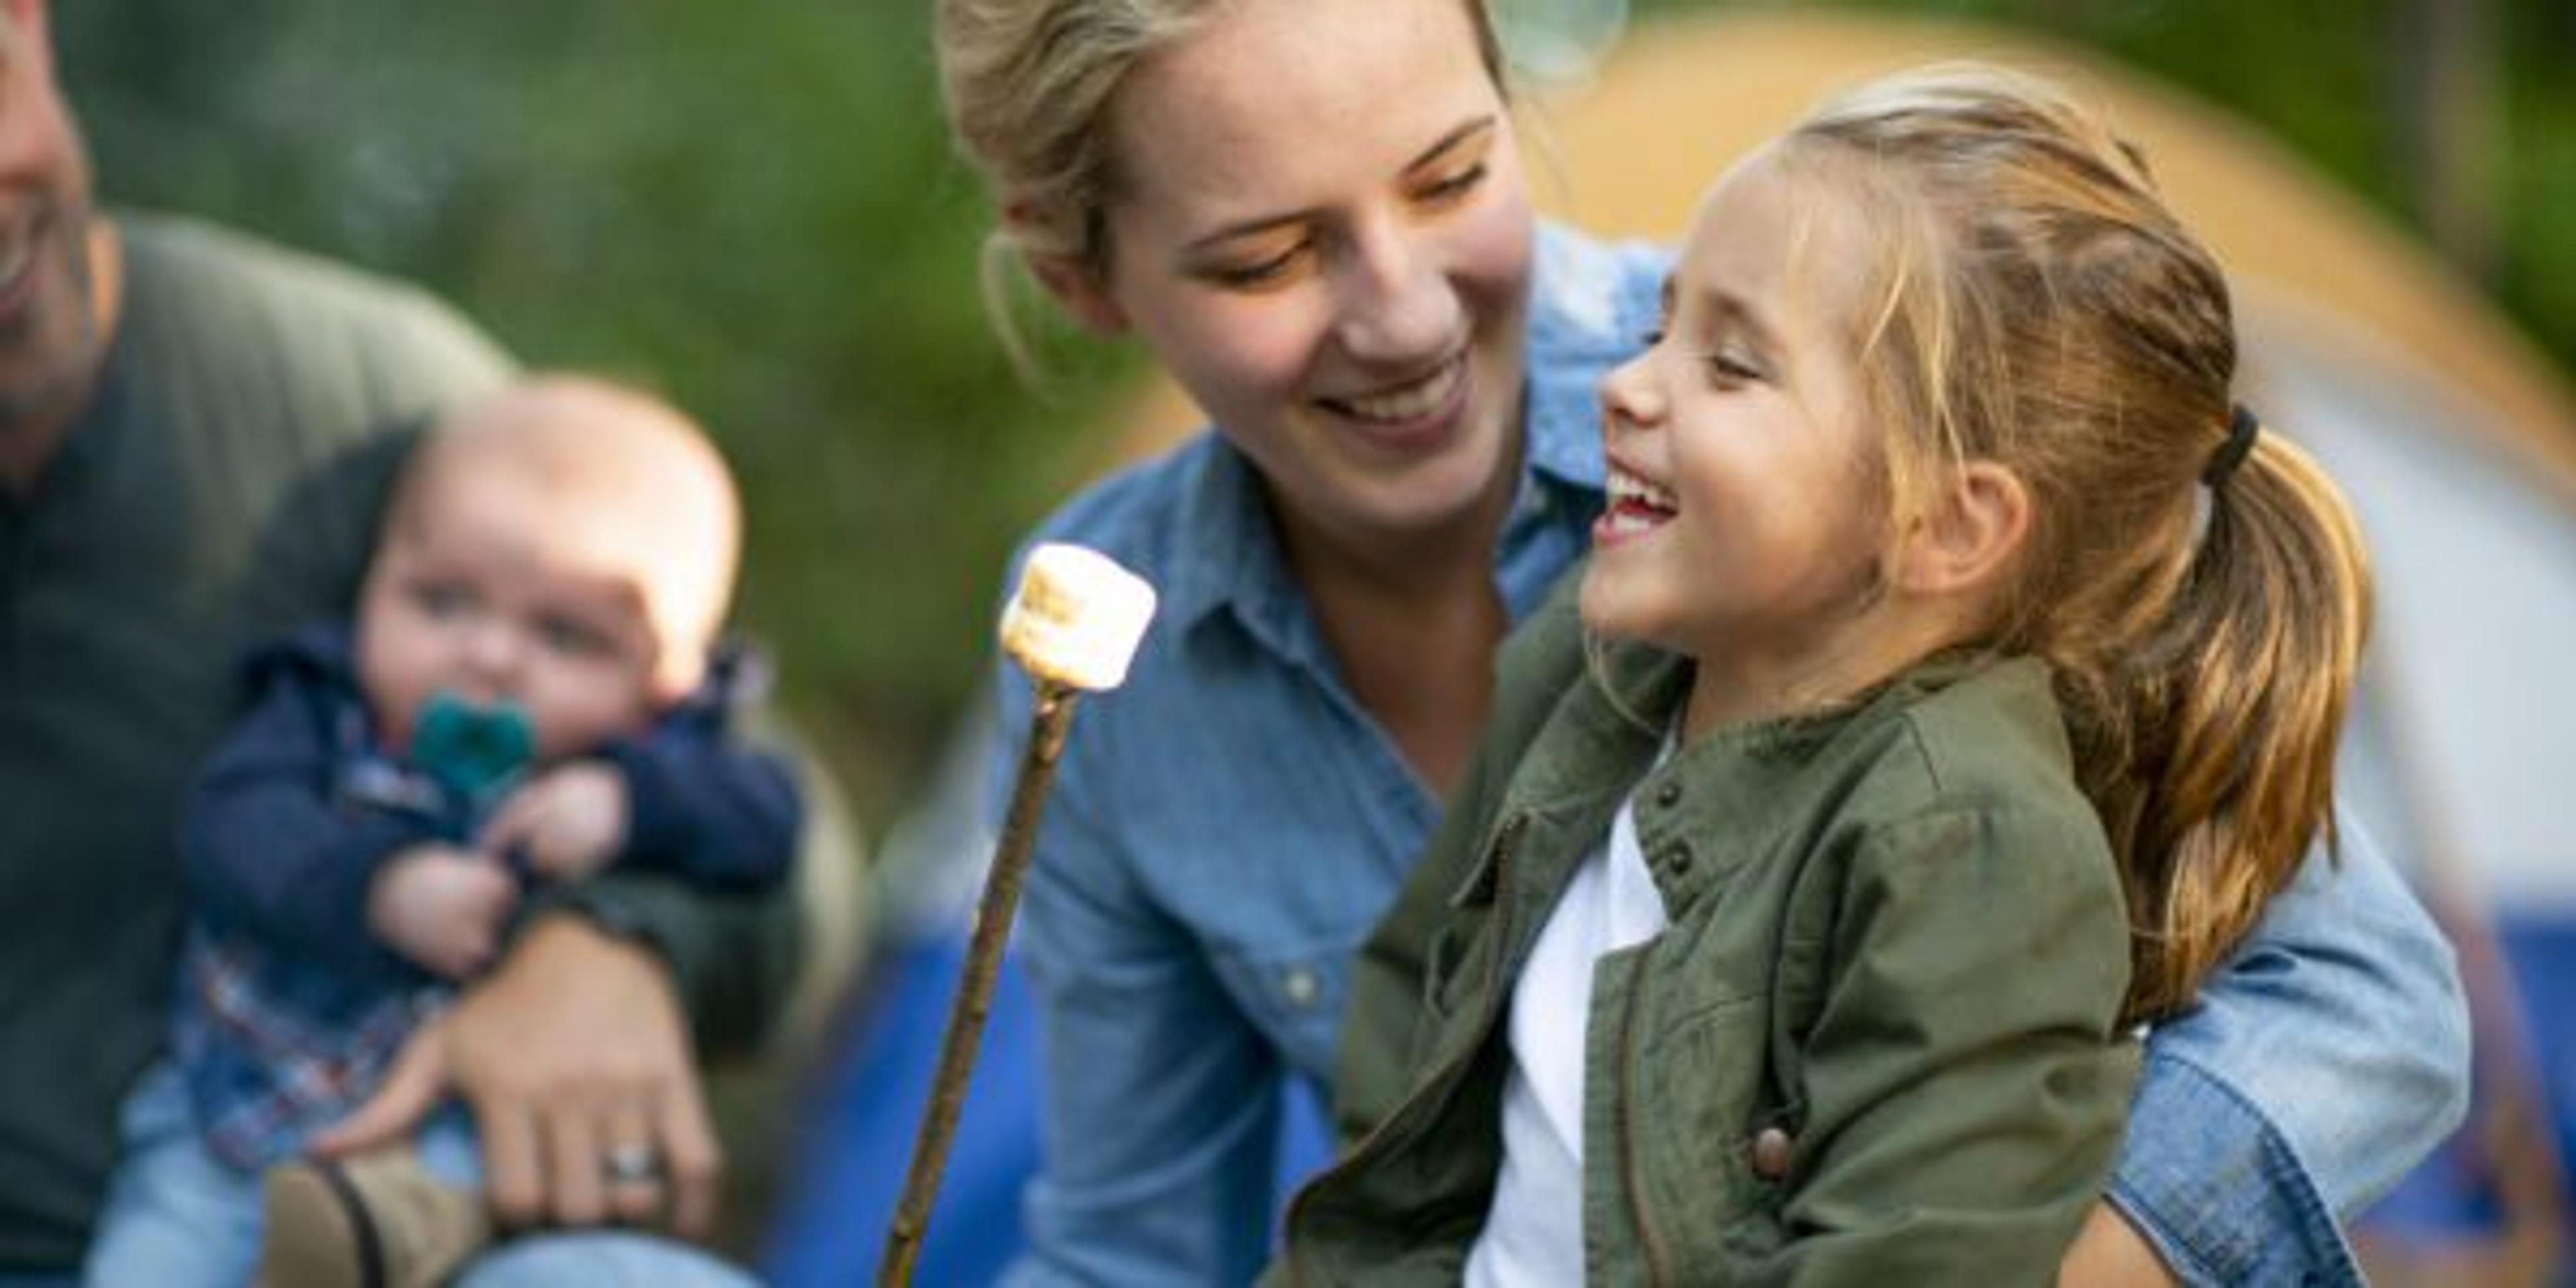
[1162,434,1303,653]
[1163,421,1562,669]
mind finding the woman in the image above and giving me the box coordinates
[934,0,2468,1282]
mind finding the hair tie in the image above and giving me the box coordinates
[2204,405,2261,487]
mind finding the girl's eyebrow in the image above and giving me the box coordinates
[1181,115,1500,256]
[1661,273,1782,358]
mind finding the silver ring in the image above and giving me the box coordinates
[602,1142,663,1185]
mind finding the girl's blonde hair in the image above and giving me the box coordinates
[1786,65,2371,1022]
[932,0,1506,362]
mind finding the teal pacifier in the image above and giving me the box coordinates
[407,692,535,808]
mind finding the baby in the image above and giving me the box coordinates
[83,376,800,1288]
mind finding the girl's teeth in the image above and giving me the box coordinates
[1609,468,1677,512]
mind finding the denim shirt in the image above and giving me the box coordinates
[985,222,2469,1287]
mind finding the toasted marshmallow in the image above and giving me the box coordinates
[998,543,1159,692]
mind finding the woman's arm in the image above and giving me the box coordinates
[2091,810,2471,1287]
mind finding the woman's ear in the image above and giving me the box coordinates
[1006,201,1128,336]
[1893,460,2030,596]
[1026,253,1130,335]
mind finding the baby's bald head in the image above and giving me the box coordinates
[386,375,743,699]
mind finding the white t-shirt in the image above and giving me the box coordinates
[1465,781,1674,1286]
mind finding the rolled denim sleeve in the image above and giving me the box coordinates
[992,674,1289,1288]
[2110,810,2471,1285]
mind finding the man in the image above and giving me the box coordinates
[0,0,794,1281]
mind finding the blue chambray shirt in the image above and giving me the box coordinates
[984,223,2467,1287]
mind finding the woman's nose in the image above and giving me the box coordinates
[1332,218,1460,364]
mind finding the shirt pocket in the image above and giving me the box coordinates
[1209,927,1368,1083]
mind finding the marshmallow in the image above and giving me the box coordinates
[998,543,1159,691]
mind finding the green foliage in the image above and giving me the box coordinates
[2498,0,2576,369]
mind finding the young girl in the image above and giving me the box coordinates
[1277,65,2371,1282]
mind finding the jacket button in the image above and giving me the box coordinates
[1662,842,1694,876]
[1654,781,1682,808]
[1750,1127,1793,1180]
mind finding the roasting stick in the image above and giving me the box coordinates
[877,543,1158,1288]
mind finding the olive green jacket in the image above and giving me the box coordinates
[1277,596,2139,1285]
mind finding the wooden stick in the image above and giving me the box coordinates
[877,683,1077,1287]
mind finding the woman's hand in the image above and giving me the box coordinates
[2057,1201,2180,1288]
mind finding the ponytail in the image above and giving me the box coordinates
[2104,424,2372,1022]
[1785,67,2376,1024]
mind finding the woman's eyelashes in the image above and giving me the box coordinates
[1193,154,1491,291]
[1203,240,1310,289]
[1413,160,1487,206]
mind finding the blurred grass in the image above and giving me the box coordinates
[60,0,2576,827]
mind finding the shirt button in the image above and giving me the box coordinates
[1654,782,1682,808]
[1751,1127,1794,1179]
[1282,967,1320,1009]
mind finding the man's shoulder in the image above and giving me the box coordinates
[117,210,515,411]
[125,213,470,329]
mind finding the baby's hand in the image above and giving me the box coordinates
[369,845,519,979]
[478,762,630,882]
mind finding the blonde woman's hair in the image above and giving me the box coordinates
[931,0,1505,366]
[1781,64,2371,1022]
